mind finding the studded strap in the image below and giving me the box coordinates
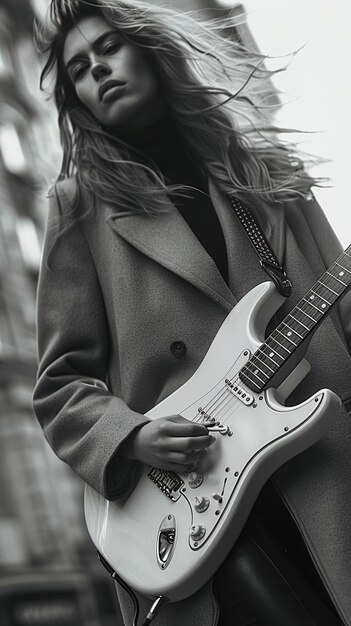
[230,196,292,297]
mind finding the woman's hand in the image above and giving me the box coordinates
[119,415,216,473]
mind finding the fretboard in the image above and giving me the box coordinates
[239,245,351,393]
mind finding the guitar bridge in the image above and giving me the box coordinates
[148,467,184,501]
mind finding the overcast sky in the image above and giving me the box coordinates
[218,0,351,247]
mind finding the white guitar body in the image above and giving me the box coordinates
[84,281,341,602]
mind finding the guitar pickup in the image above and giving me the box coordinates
[225,379,254,406]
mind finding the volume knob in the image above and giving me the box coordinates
[190,525,206,541]
[187,472,203,488]
[194,496,210,513]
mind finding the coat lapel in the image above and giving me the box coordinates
[106,186,236,312]
[105,179,287,311]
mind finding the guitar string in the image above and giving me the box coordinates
[241,268,351,388]
[197,389,242,425]
[187,256,351,430]
[193,367,246,418]
[211,395,242,425]
[188,281,343,423]
[191,383,237,424]
[169,256,351,471]
[162,255,351,475]
[191,370,249,427]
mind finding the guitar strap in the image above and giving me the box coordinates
[229,196,293,298]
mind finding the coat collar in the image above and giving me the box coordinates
[105,179,286,312]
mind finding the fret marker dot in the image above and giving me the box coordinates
[269,352,274,358]
[287,331,292,337]
[310,295,314,300]
[321,303,327,309]
[254,369,259,375]
[339,271,345,277]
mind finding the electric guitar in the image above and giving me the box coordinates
[84,245,351,603]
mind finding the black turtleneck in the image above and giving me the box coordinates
[116,114,229,285]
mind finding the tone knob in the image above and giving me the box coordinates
[194,496,210,513]
[190,525,206,541]
[187,472,204,489]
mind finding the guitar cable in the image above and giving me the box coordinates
[97,551,168,625]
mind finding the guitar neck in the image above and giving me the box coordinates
[239,245,351,393]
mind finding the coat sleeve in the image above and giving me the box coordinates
[32,180,150,500]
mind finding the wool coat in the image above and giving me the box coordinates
[33,175,351,626]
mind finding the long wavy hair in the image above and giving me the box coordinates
[35,0,326,227]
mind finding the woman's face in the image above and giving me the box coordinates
[63,15,165,131]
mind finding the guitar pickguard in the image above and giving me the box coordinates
[84,280,344,602]
[177,373,325,551]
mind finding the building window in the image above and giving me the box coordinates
[16,217,41,272]
[0,123,28,175]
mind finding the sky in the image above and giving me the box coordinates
[218,0,351,247]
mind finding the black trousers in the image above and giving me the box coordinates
[213,482,342,626]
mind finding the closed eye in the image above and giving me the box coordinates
[101,42,121,55]
[71,64,88,81]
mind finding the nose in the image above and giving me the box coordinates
[91,61,111,82]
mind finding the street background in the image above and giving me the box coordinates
[0,1,349,624]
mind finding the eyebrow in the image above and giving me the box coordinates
[65,30,120,72]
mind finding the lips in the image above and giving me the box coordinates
[99,80,125,101]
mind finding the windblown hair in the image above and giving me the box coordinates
[35,0,326,225]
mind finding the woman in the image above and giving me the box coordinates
[33,1,351,624]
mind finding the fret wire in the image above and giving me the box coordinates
[282,316,307,333]
[296,305,317,322]
[298,300,322,318]
[261,342,285,360]
[244,361,268,380]
[302,297,326,315]
[337,251,351,272]
[244,362,269,382]
[335,261,351,275]
[326,270,347,286]
[275,327,297,346]
[289,313,310,331]
[281,320,303,339]
[323,272,347,290]
[241,247,351,393]
[240,366,266,386]
[239,371,262,391]
[319,273,344,292]
[258,346,280,367]
[328,260,349,274]
[335,256,351,273]
[310,289,331,305]
[270,335,291,354]
[251,352,275,373]
[317,280,338,296]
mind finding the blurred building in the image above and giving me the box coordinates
[0,0,122,624]
[0,1,277,624]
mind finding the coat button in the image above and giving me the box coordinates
[170,341,186,358]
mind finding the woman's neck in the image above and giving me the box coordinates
[115,112,192,171]
[113,111,208,194]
